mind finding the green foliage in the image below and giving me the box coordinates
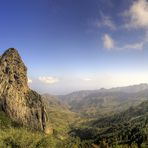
[0,96,147,148]
[0,111,19,128]
[69,101,148,148]
[43,95,77,133]
[0,111,60,148]
[0,128,60,148]
[58,136,92,148]
[0,111,12,128]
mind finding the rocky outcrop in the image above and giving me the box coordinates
[0,48,52,133]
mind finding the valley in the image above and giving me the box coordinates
[56,85,148,147]
[0,48,147,148]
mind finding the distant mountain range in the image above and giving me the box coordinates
[58,83,148,117]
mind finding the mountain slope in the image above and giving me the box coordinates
[58,84,148,117]
[69,100,148,147]
[42,94,78,134]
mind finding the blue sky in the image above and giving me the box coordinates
[1,0,148,94]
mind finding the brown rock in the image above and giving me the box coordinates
[0,48,52,133]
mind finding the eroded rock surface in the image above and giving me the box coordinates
[0,48,51,133]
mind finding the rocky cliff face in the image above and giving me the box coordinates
[0,48,51,133]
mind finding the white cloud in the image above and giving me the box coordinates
[38,76,59,84]
[103,34,115,50]
[99,0,148,51]
[101,0,148,51]
[124,42,143,50]
[96,15,116,30]
[102,31,148,51]
[28,78,32,83]
[118,41,144,51]
[124,0,148,29]
[121,1,148,50]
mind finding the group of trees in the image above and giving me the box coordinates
[66,101,148,148]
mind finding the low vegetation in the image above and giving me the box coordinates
[0,111,60,148]
[0,92,148,147]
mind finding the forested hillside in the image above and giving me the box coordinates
[68,101,148,147]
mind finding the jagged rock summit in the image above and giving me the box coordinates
[0,48,51,134]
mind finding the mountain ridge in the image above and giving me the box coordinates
[58,83,148,117]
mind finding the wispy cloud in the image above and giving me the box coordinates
[102,1,148,51]
[121,0,148,50]
[28,78,32,84]
[103,32,148,51]
[102,0,148,51]
[103,34,115,50]
[118,41,144,51]
[38,76,59,84]
[124,0,148,29]
[96,14,116,30]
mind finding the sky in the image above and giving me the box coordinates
[1,0,148,94]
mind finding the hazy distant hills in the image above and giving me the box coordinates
[102,83,148,93]
[58,84,148,117]
[92,100,148,127]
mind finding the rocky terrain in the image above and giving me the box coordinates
[0,48,52,134]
